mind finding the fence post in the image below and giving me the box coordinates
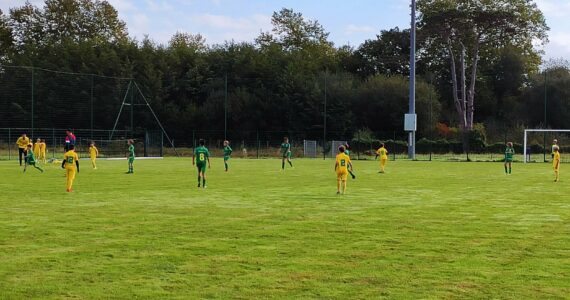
[52,128,55,159]
[357,131,360,160]
[144,130,148,157]
[130,81,134,139]
[90,74,94,140]
[256,130,259,159]
[31,68,34,139]
[393,131,396,161]
[160,131,164,157]
[8,128,11,160]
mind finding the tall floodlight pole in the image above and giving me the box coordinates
[224,72,228,140]
[323,72,327,160]
[406,0,417,159]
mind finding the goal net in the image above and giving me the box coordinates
[303,140,317,158]
[330,140,347,158]
[523,129,570,163]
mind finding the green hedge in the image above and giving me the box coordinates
[351,138,569,154]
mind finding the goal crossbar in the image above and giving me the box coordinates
[523,129,570,163]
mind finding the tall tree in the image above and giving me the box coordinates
[9,0,128,50]
[351,27,411,77]
[418,0,548,130]
[0,9,13,60]
[257,8,331,51]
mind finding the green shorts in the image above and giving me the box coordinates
[224,156,230,161]
[282,152,291,159]
[128,157,135,163]
[505,158,513,163]
[196,163,207,173]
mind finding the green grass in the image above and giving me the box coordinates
[0,158,569,299]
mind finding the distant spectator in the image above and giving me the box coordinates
[16,133,30,166]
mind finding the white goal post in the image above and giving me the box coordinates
[523,129,570,163]
[303,140,317,158]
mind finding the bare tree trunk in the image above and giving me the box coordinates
[447,41,467,129]
[466,41,480,130]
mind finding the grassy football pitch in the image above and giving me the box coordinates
[0,158,569,299]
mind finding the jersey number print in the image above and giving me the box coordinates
[199,153,205,161]
[340,159,346,166]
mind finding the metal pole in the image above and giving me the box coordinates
[31,68,34,139]
[323,71,327,160]
[542,69,548,162]
[408,0,416,160]
[160,131,164,157]
[544,69,548,129]
[110,81,132,140]
[224,72,228,140]
[130,80,134,138]
[523,130,527,163]
[90,74,94,140]
[132,82,179,156]
[429,74,433,161]
[8,128,11,160]
[52,128,55,159]
[393,131,396,161]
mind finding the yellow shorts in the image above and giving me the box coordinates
[337,171,348,181]
[66,168,76,180]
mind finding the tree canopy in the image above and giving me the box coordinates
[0,1,565,144]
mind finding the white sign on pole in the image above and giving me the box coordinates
[404,114,417,131]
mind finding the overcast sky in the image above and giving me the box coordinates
[2,0,569,59]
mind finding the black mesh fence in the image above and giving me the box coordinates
[1,66,569,162]
[0,128,163,160]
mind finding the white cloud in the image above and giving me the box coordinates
[106,0,136,13]
[345,24,375,35]
[146,0,173,12]
[545,32,570,58]
[534,0,570,18]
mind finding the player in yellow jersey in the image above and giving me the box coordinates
[16,133,30,166]
[553,145,560,182]
[375,143,388,173]
[38,139,47,163]
[89,141,99,169]
[33,138,41,161]
[335,145,353,195]
[62,144,80,192]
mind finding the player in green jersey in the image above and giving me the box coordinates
[193,139,211,188]
[223,140,232,172]
[23,144,44,173]
[280,137,293,170]
[126,139,135,174]
[504,142,514,174]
